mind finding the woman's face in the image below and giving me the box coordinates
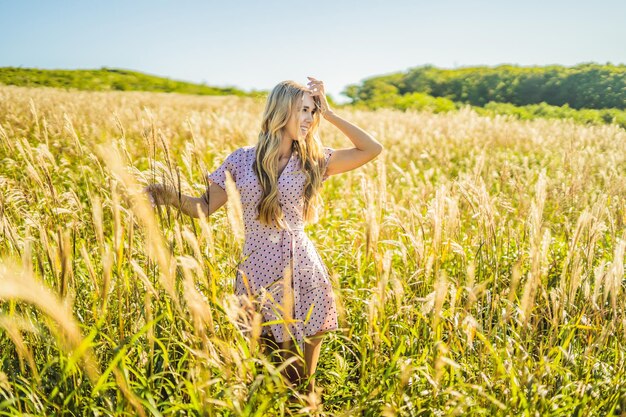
[284,92,316,141]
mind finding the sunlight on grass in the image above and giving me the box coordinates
[0,85,625,415]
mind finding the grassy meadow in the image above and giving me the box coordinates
[1,84,626,416]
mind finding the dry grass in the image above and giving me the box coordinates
[1,84,625,415]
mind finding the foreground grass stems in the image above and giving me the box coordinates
[0,85,625,415]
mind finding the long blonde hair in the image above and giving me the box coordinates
[253,80,326,229]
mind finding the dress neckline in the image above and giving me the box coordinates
[277,152,293,180]
[250,144,298,181]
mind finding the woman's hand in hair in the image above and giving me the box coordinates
[306,76,332,117]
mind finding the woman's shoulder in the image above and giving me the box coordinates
[234,145,255,153]
[222,146,255,171]
[242,145,256,153]
[237,145,256,160]
[228,145,255,160]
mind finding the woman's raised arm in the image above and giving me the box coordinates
[322,111,383,177]
[306,76,383,178]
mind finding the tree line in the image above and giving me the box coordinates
[343,63,625,110]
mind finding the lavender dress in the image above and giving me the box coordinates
[207,145,339,346]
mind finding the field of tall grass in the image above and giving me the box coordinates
[1,84,625,416]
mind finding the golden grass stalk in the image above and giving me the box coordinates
[0,123,12,152]
[432,272,449,331]
[362,175,380,256]
[224,171,245,245]
[429,185,445,261]
[1,213,21,254]
[174,225,214,345]
[79,245,99,298]
[0,259,100,382]
[100,246,113,314]
[376,153,387,213]
[28,98,40,141]
[96,142,177,301]
[57,228,74,299]
[377,250,392,310]
[181,263,214,347]
[606,238,625,315]
[38,222,59,283]
[520,229,551,326]
[504,261,522,321]
[520,171,549,325]
[130,259,159,298]
[90,194,105,251]
[0,315,39,379]
[21,229,33,273]
[111,183,125,273]
[196,205,216,261]
[592,261,606,310]
[112,368,147,417]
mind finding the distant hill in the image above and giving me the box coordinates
[0,67,254,97]
[344,63,626,110]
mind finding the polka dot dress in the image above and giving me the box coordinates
[207,145,338,347]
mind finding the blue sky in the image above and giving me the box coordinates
[1,0,624,102]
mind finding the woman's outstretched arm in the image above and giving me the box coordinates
[145,182,227,218]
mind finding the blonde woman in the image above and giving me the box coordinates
[146,77,383,395]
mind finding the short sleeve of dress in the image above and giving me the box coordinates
[322,146,335,182]
[207,148,241,191]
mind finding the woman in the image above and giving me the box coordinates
[146,77,383,394]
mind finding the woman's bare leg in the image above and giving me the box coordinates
[261,335,303,387]
[303,331,326,394]
[260,331,328,394]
